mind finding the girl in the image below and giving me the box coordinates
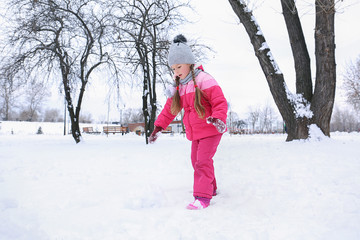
[149,34,228,210]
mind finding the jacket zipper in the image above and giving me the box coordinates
[184,83,193,140]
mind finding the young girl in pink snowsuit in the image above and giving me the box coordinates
[149,34,228,210]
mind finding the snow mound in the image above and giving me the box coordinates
[308,124,328,141]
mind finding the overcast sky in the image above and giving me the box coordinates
[44,0,360,122]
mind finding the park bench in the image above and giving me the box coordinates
[161,126,172,134]
[82,127,101,134]
[103,126,127,134]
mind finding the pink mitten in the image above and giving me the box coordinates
[149,126,163,144]
[206,117,226,133]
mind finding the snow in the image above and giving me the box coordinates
[241,1,251,13]
[247,7,282,76]
[285,83,314,119]
[1,121,360,240]
[308,124,328,142]
[258,40,282,75]
[259,42,269,51]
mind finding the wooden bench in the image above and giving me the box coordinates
[161,126,172,134]
[103,126,127,134]
[83,127,101,134]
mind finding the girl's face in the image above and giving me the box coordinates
[171,64,191,80]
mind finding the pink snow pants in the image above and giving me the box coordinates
[191,133,222,199]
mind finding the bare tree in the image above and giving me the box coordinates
[18,109,40,121]
[119,108,145,124]
[234,119,247,133]
[0,70,24,120]
[44,108,63,122]
[227,110,239,134]
[2,0,121,143]
[128,108,145,123]
[114,0,188,143]
[228,0,337,141]
[331,106,360,132]
[227,110,248,134]
[343,56,360,112]
[260,103,277,133]
[79,112,93,123]
[247,106,261,133]
[21,80,49,121]
[246,103,279,133]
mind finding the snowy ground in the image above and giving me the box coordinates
[0,121,360,240]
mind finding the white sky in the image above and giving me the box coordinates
[45,0,360,122]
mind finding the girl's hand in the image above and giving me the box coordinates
[149,126,163,144]
[206,117,226,133]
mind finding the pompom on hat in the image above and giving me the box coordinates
[168,34,195,66]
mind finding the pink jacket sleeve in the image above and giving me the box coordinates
[203,84,228,124]
[154,97,178,129]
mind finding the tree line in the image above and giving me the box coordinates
[228,102,360,134]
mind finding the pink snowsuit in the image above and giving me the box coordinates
[155,71,228,199]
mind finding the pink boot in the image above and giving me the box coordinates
[186,197,210,210]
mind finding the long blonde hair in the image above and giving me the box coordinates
[171,65,206,118]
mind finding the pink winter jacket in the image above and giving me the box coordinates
[155,71,228,141]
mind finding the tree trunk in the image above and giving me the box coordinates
[311,0,336,136]
[148,26,158,138]
[228,0,336,141]
[59,51,82,143]
[142,92,149,144]
[280,0,313,102]
[280,0,313,140]
[63,77,81,143]
[228,0,297,141]
[141,52,151,144]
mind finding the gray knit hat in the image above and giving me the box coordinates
[168,34,195,66]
